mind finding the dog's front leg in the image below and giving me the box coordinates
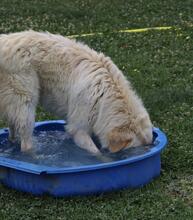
[73,130,101,155]
[8,124,17,143]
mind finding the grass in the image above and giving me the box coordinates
[0,0,193,219]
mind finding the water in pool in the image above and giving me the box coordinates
[0,130,157,168]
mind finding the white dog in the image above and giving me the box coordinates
[0,31,153,154]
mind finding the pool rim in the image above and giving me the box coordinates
[0,120,167,175]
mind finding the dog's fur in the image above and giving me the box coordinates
[0,30,153,154]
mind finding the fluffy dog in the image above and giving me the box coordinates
[0,31,153,154]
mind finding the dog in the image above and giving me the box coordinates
[0,30,153,154]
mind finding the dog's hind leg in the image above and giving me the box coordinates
[3,71,39,152]
[5,95,37,152]
[8,97,38,152]
[7,103,36,152]
[18,103,36,152]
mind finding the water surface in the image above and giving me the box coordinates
[0,130,157,168]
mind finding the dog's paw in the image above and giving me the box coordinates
[8,136,17,143]
[21,141,33,152]
[63,132,72,140]
[96,154,114,163]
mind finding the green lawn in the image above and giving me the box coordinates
[0,0,193,219]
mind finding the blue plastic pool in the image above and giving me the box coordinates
[0,120,167,197]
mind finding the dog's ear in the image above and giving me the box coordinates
[107,128,133,153]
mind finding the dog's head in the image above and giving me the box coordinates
[106,114,153,153]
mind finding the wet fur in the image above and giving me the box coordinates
[0,30,153,153]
